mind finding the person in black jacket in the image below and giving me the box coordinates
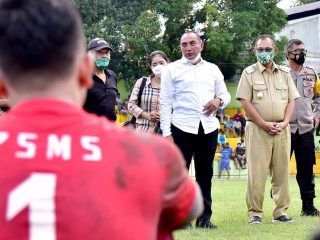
[84,38,118,121]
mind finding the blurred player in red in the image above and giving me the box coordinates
[0,0,203,239]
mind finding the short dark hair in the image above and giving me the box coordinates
[0,0,83,89]
[180,31,202,43]
[147,51,169,66]
[284,39,304,54]
[254,34,276,48]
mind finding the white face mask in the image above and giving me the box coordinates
[187,53,201,64]
[152,64,166,77]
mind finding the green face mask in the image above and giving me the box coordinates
[256,50,275,65]
[95,58,110,70]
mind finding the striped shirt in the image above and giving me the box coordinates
[128,76,160,133]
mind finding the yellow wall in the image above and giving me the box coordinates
[289,153,320,176]
[217,136,320,176]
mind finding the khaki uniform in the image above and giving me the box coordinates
[236,62,300,219]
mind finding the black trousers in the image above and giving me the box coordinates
[291,129,316,201]
[171,123,218,220]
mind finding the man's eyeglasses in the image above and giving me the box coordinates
[256,48,273,53]
[289,49,307,55]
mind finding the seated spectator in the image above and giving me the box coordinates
[217,107,230,123]
[232,109,244,122]
[232,109,246,137]
[224,119,237,137]
[121,99,129,111]
[238,138,245,147]
[120,99,131,120]
[234,120,242,137]
[235,142,247,169]
[218,143,233,178]
[217,129,227,148]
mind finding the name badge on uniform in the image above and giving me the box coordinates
[257,91,264,99]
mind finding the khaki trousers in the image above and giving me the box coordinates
[245,121,291,219]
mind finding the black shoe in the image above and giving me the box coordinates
[182,222,193,229]
[195,218,217,229]
[301,206,320,216]
[249,216,262,224]
[272,215,294,223]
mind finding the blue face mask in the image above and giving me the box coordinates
[95,58,110,70]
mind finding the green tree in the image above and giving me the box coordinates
[74,0,288,87]
[296,0,319,5]
[198,0,288,80]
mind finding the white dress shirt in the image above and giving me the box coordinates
[160,56,231,137]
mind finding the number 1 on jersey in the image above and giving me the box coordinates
[6,173,57,240]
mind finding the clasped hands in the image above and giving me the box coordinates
[264,121,287,135]
[149,111,160,122]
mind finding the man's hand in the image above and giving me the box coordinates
[261,122,282,135]
[314,117,319,129]
[202,99,220,116]
[265,121,288,135]
[273,122,287,133]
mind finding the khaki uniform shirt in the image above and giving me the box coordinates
[236,62,300,122]
[289,66,320,134]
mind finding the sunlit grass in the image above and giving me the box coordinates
[174,177,320,240]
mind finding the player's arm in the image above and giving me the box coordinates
[158,141,203,230]
[181,181,203,226]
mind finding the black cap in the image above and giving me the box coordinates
[87,38,112,52]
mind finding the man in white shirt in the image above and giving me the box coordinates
[160,31,231,229]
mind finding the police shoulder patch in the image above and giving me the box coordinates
[278,65,290,73]
[305,66,317,75]
[245,65,256,74]
[305,66,314,70]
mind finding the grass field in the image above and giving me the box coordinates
[174,177,320,240]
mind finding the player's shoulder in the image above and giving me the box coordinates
[244,64,257,74]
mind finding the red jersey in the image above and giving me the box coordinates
[0,99,196,240]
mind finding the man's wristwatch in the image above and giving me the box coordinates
[218,98,224,107]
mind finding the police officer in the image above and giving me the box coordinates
[236,35,300,224]
[285,39,320,216]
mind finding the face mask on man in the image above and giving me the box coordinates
[256,50,275,65]
[290,52,306,65]
[152,65,166,77]
[187,53,201,64]
[95,58,110,70]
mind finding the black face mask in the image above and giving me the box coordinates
[290,52,305,65]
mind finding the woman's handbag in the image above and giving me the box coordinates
[122,77,147,128]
